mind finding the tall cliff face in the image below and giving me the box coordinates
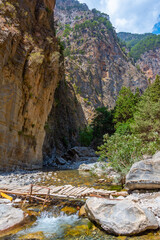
[0,0,61,170]
[137,48,160,82]
[55,0,148,121]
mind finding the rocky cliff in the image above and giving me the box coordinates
[55,0,148,121]
[0,0,61,170]
[137,48,160,82]
[118,32,160,82]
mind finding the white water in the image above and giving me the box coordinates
[18,210,80,238]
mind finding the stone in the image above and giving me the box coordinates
[0,204,25,233]
[63,147,97,162]
[65,225,90,237]
[55,157,67,165]
[19,231,45,239]
[127,192,160,226]
[61,206,77,215]
[126,151,160,190]
[85,198,158,236]
[79,205,86,217]
[78,161,120,180]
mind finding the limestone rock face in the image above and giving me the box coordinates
[0,204,25,232]
[85,198,158,236]
[0,0,60,170]
[126,152,160,190]
[55,0,148,121]
[137,48,160,82]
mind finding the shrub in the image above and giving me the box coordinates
[97,133,144,177]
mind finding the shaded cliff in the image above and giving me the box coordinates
[43,78,87,159]
[55,0,148,121]
[0,0,61,170]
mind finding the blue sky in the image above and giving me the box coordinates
[79,0,160,34]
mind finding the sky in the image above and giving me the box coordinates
[79,0,160,34]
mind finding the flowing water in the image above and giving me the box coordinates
[0,170,160,240]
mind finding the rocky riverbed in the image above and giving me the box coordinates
[0,149,160,238]
[84,151,160,236]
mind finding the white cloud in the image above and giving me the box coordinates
[79,0,160,33]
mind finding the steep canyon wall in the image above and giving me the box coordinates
[0,0,60,170]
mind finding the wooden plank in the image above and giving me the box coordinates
[77,188,91,197]
[71,187,87,197]
[50,186,64,194]
[59,186,75,195]
[66,187,81,196]
[57,185,72,194]
[70,187,87,196]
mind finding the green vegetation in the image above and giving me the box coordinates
[118,32,160,61]
[91,107,114,140]
[129,35,160,61]
[63,24,72,37]
[113,87,140,128]
[29,49,44,65]
[78,77,160,177]
[74,17,113,34]
[97,133,144,176]
[96,76,160,177]
[79,126,93,147]
[131,75,160,148]
[117,32,152,49]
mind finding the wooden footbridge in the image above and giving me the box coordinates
[0,184,127,204]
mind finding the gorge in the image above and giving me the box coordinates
[0,0,160,239]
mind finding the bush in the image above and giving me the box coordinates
[115,121,132,135]
[97,133,144,177]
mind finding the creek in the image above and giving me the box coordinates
[0,170,159,240]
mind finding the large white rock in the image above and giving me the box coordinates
[127,192,160,226]
[126,151,160,190]
[0,204,25,232]
[85,198,158,236]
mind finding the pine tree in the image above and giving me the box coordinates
[132,75,160,143]
[113,87,140,128]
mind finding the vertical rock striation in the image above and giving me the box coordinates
[0,0,60,170]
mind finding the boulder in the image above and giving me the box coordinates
[78,162,120,179]
[63,147,97,162]
[85,198,158,236]
[127,192,160,226]
[126,151,160,190]
[0,204,25,233]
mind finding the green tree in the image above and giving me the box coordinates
[91,107,114,139]
[79,126,93,147]
[113,87,140,128]
[131,75,160,146]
